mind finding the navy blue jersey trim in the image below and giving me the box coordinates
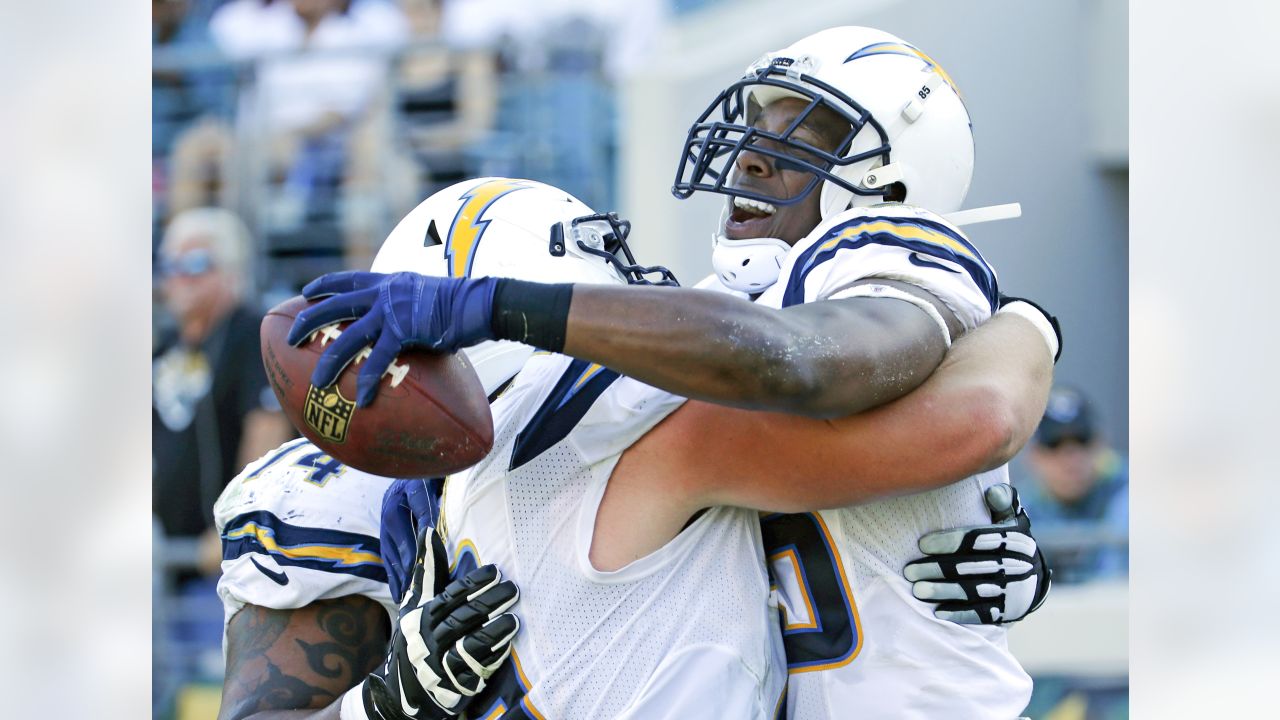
[222,510,386,583]
[509,359,621,471]
[781,216,998,311]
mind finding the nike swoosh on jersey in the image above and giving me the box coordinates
[908,252,961,273]
[250,556,290,586]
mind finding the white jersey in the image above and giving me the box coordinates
[214,438,397,630]
[742,205,1030,719]
[440,354,786,720]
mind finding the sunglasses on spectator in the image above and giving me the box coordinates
[159,249,215,278]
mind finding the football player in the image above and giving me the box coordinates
[210,186,642,720]
[222,172,1051,719]
[289,26,1059,718]
[214,442,522,720]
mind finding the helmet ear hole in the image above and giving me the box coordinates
[425,219,442,247]
[884,182,907,203]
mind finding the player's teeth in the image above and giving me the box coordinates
[733,197,776,216]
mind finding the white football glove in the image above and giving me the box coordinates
[356,527,520,719]
[903,484,1051,625]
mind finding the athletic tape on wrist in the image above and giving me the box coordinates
[832,283,952,347]
[996,300,1059,360]
[340,683,371,720]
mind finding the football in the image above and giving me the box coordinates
[260,295,494,478]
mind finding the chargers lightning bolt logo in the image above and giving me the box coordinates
[844,42,962,100]
[446,179,533,278]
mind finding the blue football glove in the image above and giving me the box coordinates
[381,478,444,605]
[286,271,500,407]
[903,484,1051,625]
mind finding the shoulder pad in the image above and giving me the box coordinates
[773,203,998,328]
[216,439,392,533]
[214,440,396,614]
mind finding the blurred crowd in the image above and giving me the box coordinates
[154,0,491,292]
[152,0,665,303]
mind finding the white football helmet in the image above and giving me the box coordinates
[373,177,676,395]
[672,26,976,292]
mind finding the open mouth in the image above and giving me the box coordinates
[724,196,778,239]
[730,196,777,221]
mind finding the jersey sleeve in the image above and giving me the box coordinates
[570,376,687,466]
[491,353,624,471]
[494,353,686,469]
[776,206,999,331]
[214,439,396,624]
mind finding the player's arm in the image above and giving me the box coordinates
[218,597,387,720]
[289,274,953,419]
[237,408,296,471]
[653,309,1053,512]
[561,280,956,418]
[219,540,520,720]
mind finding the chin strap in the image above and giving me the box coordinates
[710,233,791,294]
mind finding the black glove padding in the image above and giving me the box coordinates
[363,527,520,718]
[903,484,1051,625]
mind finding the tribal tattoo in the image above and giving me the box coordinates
[219,595,390,720]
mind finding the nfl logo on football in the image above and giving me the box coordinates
[304,384,353,443]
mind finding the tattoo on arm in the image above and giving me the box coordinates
[219,596,391,720]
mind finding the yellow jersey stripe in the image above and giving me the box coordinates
[224,522,383,567]
[825,219,977,260]
[572,363,606,391]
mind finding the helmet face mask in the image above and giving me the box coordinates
[673,26,975,224]
[673,62,890,210]
[557,212,679,287]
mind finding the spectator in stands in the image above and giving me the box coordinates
[153,208,294,575]
[168,0,410,224]
[438,0,667,210]
[1021,386,1129,583]
[152,0,232,158]
[376,1,496,203]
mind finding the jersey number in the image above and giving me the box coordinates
[761,512,862,672]
[448,541,535,719]
[293,451,346,486]
[244,440,346,487]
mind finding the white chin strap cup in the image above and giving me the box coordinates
[711,234,791,293]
